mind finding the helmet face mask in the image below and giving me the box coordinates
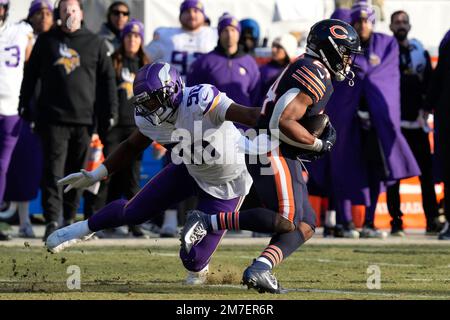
[133,63,184,126]
[306,19,363,85]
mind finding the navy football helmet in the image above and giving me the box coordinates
[306,19,362,84]
[133,62,184,126]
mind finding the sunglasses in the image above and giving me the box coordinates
[111,10,129,17]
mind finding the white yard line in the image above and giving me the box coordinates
[208,284,450,299]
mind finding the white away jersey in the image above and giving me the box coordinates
[0,21,33,115]
[135,84,252,200]
[145,26,217,78]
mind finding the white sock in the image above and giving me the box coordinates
[211,215,218,231]
[325,210,336,228]
[17,201,31,228]
[162,209,178,228]
[256,257,273,269]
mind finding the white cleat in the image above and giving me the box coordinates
[184,264,209,285]
[45,220,94,253]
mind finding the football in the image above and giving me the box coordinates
[298,113,330,137]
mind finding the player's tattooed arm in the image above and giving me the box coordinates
[225,103,262,128]
[103,129,152,174]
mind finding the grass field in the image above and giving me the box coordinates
[0,243,449,300]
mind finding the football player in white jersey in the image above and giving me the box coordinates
[0,0,34,241]
[145,0,217,79]
[46,62,260,284]
[145,0,218,237]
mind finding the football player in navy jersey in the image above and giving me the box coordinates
[181,19,362,293]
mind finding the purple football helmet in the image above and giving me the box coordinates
[133,62,184,126]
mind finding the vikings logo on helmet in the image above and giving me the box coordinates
[54,43,80,75]
[119,68,136,100]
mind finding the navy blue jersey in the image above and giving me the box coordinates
[257,54,334,158]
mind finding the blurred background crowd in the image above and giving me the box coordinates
[0,0,449,241]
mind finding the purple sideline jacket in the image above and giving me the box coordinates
[186,46,262,115]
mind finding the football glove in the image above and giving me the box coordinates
[318,122,336,152]
[299,122,336,161]
[57,164,108,193]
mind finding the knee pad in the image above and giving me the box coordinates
[274,215,295,233]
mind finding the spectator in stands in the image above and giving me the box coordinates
[99,19,150,238]
[428,27,450,240]
[386,10,441,236]
[239,18,260,56]
[187,12,261,126]
[0,0,34,241]
[258,33,298,106]
[18,0,118,241]
[145,0,217,79]
[144,0,218,237]
[2,0,53,239]
[309,0,420,238]
[98,1,130,56]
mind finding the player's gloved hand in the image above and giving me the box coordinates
[318,122,336,153]
[299,123,336,162]
[57,164,108,193]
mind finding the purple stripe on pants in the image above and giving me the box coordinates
[0,115,21,201]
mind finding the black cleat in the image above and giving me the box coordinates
[180,210,209,254]
[242,264,284,294]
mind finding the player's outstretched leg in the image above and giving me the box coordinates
[47,164,196,253]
